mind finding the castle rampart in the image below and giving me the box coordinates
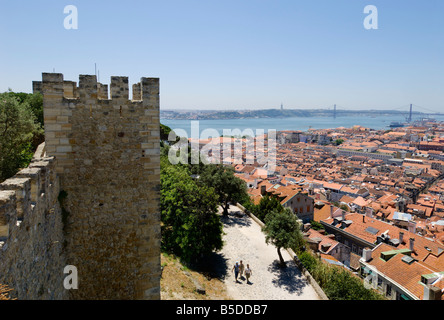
[0,143,68,299]
[1,72,161,300]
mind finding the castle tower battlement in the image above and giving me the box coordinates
[34,72,161,300]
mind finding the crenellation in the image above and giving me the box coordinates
[32,81,43,95]
[97,83,109,100]
[42,73,64,83]
[78,74,98,101]
[63,81,77,99]
[0,178,31,221]
[110,76,129,100]
[141,77,159,108]
[132,82,142,101]
[42,74,64,107]
[41,73,159,106]
[16,167,41,204]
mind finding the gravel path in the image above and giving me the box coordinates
[218,205,320,300]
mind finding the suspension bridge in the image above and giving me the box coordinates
[321,103,442,122]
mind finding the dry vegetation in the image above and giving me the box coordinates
[160,253,232,300]
[0,284,14,300]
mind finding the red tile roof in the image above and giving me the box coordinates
[365,243,442,300]
[322,212,444,264]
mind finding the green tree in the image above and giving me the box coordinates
[263,208,303,267]
[298,250,385,300]
[4,91,43,127]
[0,92,42,181]
[310,220,325,231]
[160,160,223,263]
[334,138,344,146]
[317,263,384,300]
[198,164,248,216]
[160,123,172,142]
[249,194,284,222]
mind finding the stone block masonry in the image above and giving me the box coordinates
[34,73,161,299]
[0,144,68,300]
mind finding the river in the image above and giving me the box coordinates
[161,114,444,138]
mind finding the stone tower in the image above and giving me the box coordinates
[35,73,161,299]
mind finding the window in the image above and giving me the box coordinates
[386,285,392,297]
[352,244,358,254]
[377,277,383,289]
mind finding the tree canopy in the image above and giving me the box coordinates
[263,208,303,267]
[248,194,284,223]
[197,164,248,216]
[160,143,224,263]
[0,92,42,181]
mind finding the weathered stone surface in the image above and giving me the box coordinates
[41,73,161,300]
[0,151,67,300]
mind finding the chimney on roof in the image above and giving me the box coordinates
[409,237,415,252]
[260,185,266,196]
[399,231,404,244]
[408,221,416,234]
[330,205,334,218]
[363,214,366,223]
[362,248,372,262]
[424,285,443,301]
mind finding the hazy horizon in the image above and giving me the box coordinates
[161,106,441,113]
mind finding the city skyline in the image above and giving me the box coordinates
[0,0,443,112]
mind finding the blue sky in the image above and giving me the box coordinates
[0,0,443,111]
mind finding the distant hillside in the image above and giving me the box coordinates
[161,108,427,120]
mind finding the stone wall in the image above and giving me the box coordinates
[36,73,161,300]
[0,143,68,300]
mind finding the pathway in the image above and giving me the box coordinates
[218,205,320,300]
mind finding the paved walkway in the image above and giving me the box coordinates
[218,205,320,300]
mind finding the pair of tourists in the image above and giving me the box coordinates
[232,260,252,284]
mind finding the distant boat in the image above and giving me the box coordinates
[389,121,404,128]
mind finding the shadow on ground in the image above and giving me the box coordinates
[220,210,252,228]
[267,260,308,296]
[188,251,230,281]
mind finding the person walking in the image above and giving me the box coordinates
[239,260,245,280]
[245,264,252,284]
[232,262,240,283]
